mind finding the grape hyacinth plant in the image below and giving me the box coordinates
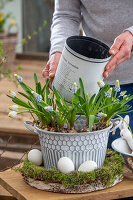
[7,74,133,133]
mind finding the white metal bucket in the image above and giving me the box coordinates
[52,36,111,103]
[24,118,121,170]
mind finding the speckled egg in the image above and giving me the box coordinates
[78,161,97,172]
[57,157,74,173]
[28,149,43,166]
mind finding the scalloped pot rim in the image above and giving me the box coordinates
[34,121,113,136]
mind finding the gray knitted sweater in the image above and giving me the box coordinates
[50,0,133,85]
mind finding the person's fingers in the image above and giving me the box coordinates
[104,31,133,78]
[49,78,54,89]
[104,56,127,78]
[49,53,61,78]
[49,61,58,78]
[109,37,123,55]
[107,45,130,69]
[42,60,50,80]
[104,44,131,78]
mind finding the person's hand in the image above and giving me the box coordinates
[104,31,133,78]
[42,52,62,83]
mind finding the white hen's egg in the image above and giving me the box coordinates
[78,161,97,172]
[57,157,74,173]
[28,149,43,166]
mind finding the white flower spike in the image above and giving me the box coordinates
[105,88,112,98]
[72,82,77,93]
[120,91,127,97]
[48,92,53,99]
[115,80,120,92]
[9,105,19,112]
[98,112,107,118]
[31,91,42,102]
[123,95,128,100]
[44,106,53,112]
[14,74,23,83]
[31,91,38,98]
[36,94,42,102]
[8,111,17,118]
[86,93,89,101]
[97,80,105,88]
[9,90,16,98]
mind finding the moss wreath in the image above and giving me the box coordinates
[18,150,124,194]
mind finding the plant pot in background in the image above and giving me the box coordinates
[24,117,121,170]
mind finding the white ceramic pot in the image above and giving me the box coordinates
[52,36,111,103]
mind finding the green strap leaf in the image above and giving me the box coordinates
[79,78,86,100]
[18,92,31,101]
[89,115,95,132]
[34,73,38,85]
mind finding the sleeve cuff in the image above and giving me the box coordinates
[49,46,64,57]
[124,26,133,35]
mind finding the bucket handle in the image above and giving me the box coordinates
[24,121,38,134]
[109,118,122,133]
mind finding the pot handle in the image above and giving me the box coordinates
[109,118,122,133]
[24,121,38,134]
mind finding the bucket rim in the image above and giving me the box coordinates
[34,121,113,136]
[66,36,111,63]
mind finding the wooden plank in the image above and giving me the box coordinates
[0,168,133,200]
[0,185,16,200]
[16,52,49,61]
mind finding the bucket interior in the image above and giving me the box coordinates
[66,36,110,59]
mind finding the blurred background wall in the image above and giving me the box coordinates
[2,0,53,53]
[2,0,22,53]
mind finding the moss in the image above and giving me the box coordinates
[18,150,124,188]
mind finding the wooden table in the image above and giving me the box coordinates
[0,168,133,200]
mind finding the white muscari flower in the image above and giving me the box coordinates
[9,90,16,98]
[31,91,42,102]
[36,94,42,102]
[72,82,77,93]
[2,57,6,63]
[120,91,127,97]
[123,95,128,99]
[105,88,112,98]
[44,106,53,112]
[9,105,19,111]
[48,92,53,99]
[97,80,105,88]
[31,91,38,98]
[17,76,23,83]
[114,80,120,92]
[14,74,23,83]
[97,112,107,118]
[86,93,89,101]
[115,86,120,92]
[8,111,17,118]
[14,74,18,78]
